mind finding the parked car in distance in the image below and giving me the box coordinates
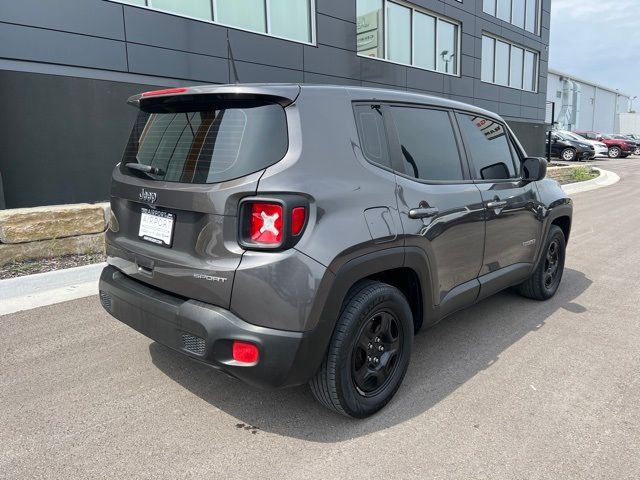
[616,135,640,155]
[547,131,595,161]
[556,130,609,157]
[575,131,634,158]
[99,84,572,418]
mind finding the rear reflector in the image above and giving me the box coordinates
[232,341,260,364]
[291,207,306,236]
[249,202,283,245]
[141,87,188,97]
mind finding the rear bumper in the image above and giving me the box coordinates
[99,265,323,388]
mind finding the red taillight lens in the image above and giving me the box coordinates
[232,341,259,364]
[291,207,306,236]
[249,202,283,245]
[141,87,188,97]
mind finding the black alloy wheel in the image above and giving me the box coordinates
[352,309,403,397]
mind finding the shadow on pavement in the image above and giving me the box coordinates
[149,268,591,443]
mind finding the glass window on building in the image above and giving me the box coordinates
[525,0,538,32]
[483,0,496,16]
[123,0,315,44]
[269,0,312,42]
[509,46,524,89]
[357,0,384,58]
[523,50,537,91]
[151,0,213,20]
[481,36,495,83]
[216,0,266,33]
[484,0,539,34]
[494,40,510,86]
[511,0,525,29]
[357,0,459,76]
[437,20,458,75]
[386,2,411,64]
[413,12,435,70]
[496,0,511,22]
[481,35,538,92]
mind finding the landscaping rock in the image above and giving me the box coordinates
[0,233,105,265]
[0,204,107,244]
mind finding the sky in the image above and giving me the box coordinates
[549,0,640,104]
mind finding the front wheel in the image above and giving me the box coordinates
[561,148,576,161]
[634,147,640,156]
[309,281,413,418]
[609,146,621,158]
[517,225,566,300]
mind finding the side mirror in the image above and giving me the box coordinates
[522,157,547,182]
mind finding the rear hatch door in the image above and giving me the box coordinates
[107,85,299,308]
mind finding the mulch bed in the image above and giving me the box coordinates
[0,253,106,280]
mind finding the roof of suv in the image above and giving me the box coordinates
[134,83,501,121]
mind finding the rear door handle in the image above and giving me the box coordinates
[408,207,439,219]
[486,200,507,209]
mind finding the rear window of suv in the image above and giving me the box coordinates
[121,102,288,184]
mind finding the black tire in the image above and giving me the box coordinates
[309,280,413,418]
[560,148,576,161]
[517,225,566,300]
[609,146,621,158]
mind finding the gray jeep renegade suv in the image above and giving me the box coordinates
[99,84,572,418]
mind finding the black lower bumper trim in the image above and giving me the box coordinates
[99,266,321,389]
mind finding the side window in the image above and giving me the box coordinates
[390,106,464,181]
[457,114,518,180]
[353,105,391,168]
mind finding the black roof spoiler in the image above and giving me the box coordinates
[127,83,301,109]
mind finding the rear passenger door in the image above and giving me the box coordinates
[455,113,543,293]
[385,105,486,314]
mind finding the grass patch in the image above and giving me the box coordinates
[570,166,599,183]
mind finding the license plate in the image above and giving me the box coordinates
[139,207,175,247]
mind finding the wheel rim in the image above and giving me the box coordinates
[543,240,561,288]
[610,147,620,158]
[562,149,575,161]
[635,148,640,155]
[352,309,403,397]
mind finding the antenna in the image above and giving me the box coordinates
[227,38,240,84]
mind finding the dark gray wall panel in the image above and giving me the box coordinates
[0,0,125,40]
[315,0,355,22]
[228,29,303,71]
[0,23,127,71]
[304,44,360,79]
[234,61,303,83]
[0,71,154,208]
[407,68,444,93]
[124,6,228,58]
[445,75,474,97]
[316,14,356,51]
[127,43,229,83]
[360,58,407,88]
[303,72,361,86]
[508,120,547,156]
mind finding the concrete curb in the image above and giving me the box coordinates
[0,262,106,315]
[561,167,620,195]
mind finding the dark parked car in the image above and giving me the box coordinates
[547,131,595,161]
[99,84,572,418]
[575,131,634,158]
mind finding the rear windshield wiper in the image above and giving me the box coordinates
[125,163,165,176]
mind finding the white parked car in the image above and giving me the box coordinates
[558,130,609,157]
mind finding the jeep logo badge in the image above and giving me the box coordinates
[139,188,157,204]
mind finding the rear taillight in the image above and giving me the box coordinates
[249,202,283,245]
[232,341,259,364]
[291,207,306,236]
[239,197,308,250]
[141,87,188,97]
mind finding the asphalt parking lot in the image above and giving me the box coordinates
[2,157,640,479]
